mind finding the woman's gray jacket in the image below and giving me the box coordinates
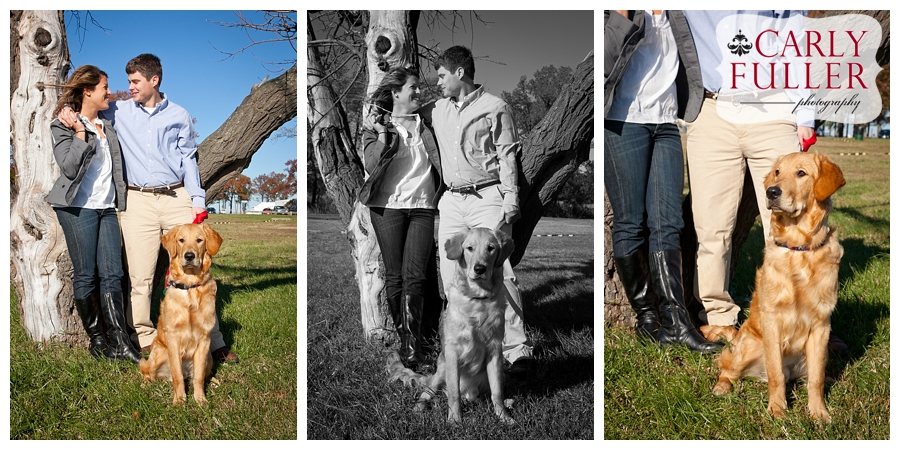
[46,117,127,210]
[604,10,704,122]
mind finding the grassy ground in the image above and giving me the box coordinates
[9,214,298,439]
[307,216,594,439]
[605,137,890,439]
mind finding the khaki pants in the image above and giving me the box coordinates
[437,186,532,363]
[119,187,226,349]
[685,98,801,326]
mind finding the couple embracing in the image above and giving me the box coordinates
[360,46,534,377]
[47,54,238,364]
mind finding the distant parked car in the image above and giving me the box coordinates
[879,129,890,139]
[289,205,297,215]
[262,208,275,215]
[206,207,216,214]
[273,205,288,215]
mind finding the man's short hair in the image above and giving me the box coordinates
[126,53,163,87]
[434,45,475,80]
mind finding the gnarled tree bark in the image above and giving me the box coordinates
[10,10,80,344]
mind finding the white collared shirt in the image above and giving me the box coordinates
[369,114,436,209]
[71,116,116,209]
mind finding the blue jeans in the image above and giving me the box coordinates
[54,207,125,299]
[369,207,436,300]
[604,120,685,257]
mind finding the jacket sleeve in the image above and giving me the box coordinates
[361,127,390,175]
[50,119,93,180]
[604,10,641,80]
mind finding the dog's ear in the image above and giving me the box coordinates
[444,230,467,261]
[493,229,515,268]
[814,154,846,202]
[202,223,223,256]
[161,225,181,259]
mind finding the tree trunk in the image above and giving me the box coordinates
[513,52,594,266]
[308,12,390,339]
[199,64,297,201]
[9,10,82,344]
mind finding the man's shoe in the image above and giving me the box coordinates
[506,357,534,379]
[828,332,849,358]
[140,345,152,355]
[212,346,240,363]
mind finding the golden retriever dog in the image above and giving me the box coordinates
[701,152,845,422]
[387,227,515,424]
[139,223,223,406]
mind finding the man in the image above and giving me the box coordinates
[681,11,847,355]
[424,45,534,375]
[61,54,238,363]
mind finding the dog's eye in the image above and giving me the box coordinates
[797,170,806,177]
[466,245,474,252]
[487,245,496,252]
[178,238,184,243]
[775,169,780,176]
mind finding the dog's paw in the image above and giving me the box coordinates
[712,379,733,395]
[495,407,515,425]
[194,393,209,407]
[447,412,462,424]
[767,402,786,419]
[809,405,832,423]
[172,395,186,406]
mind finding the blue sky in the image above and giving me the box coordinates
[63,10,298,190]
[416,10,594,96]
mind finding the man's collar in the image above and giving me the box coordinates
[136,93,168,111]
[451,84,484,109]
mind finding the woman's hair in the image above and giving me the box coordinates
[367,67,418,114]
[49,65,108,117]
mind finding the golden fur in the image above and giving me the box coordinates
[701,152,845,422]
[386,227,515,424]
[139,223,223,406]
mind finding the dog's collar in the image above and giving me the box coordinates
[166,279,201,290]
[775,232,829,252]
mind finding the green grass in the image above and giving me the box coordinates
[307,216,594,439]
[605,137,890,439]
[10,214,298,439]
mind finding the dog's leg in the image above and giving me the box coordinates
[142,343,167,381]
[486,349,514,424]
[444,345,462,423]
[167,340,187,405]
[762,323,787,418]
[192,339,212,406]
[805,325,832,423]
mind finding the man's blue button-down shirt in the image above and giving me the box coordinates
[101,95,206,208]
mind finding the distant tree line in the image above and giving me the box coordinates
[213,158,297,213]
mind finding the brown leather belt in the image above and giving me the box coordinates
[447,179,500,195]
[127,182,183,196]
[704,90,718,99]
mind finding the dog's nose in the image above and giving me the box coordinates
[473,264,486,275]
[184,252,195,262]
[766,186,781,200]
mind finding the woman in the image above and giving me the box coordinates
[604,10,721,353]
[46,65,142,364]
[358,67,444,370]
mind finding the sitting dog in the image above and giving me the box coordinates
[701,152,845,422]
[387,227,515,424]
[139,223,223,406]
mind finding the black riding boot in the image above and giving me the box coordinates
[650,250,724,353]
[613,251,660,341]
[402,294,426,369]
[74,291,108,358]
[98,291,142,364]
